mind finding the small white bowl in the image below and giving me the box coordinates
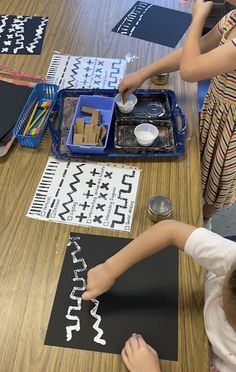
[134,123,159,146]
[115,93,138,114]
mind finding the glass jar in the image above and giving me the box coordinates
[151,73,169,85]
[147,195,172,222]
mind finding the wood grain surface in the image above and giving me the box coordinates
[0,1,208,371]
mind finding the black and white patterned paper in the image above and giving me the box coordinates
[112,1,191,48]
[27,157,140,232]
[0,15,48,54]
[46,54,126,90]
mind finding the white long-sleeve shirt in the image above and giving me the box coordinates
[185,228,236,372]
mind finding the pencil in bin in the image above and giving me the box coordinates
[24,99,51,136]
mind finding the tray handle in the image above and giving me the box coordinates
[174,105,186,143]
[48,101,61,144]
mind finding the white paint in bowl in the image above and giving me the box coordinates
[115,93,138,113]
[134,123,159,146]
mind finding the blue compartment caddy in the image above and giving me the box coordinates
[14,83,58,148]
[66,95,115,154]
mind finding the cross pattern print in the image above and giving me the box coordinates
[0,15,48,54]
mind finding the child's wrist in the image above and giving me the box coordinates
[105,257,122,281]
[192,14,207,26]
[139,67,151,81]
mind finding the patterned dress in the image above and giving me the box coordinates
[200,10,236,209]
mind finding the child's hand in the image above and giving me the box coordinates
[82,262,116,300]
[192,0,213,21]
[118,71,146,95]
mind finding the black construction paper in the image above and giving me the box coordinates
[228,235,236,242]
[0,81,32,141]
[0,15,48,54]
[112,1,192,48]
[45,233,178,361]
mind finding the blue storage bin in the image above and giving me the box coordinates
[13,83,58,148]
[66,95,115,154]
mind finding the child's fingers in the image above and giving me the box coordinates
[124,338,133,356]
[118,83,128,94]
[81,291,91,300]
[121,348,132,370]
[82,290,96,300]
[136,333,147,347]
[117,80,125,92]
[129,333,139,351]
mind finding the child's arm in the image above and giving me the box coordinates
[118,17,222,95]
[82,220,196,300]
[180,0,236,81]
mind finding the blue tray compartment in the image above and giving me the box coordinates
[13,83,58,148]
[66,95,115,154]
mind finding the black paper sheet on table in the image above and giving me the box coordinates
[0,15,48,55]
[0,81,32,142]
[45,232,178,360]
[112,1,192,48]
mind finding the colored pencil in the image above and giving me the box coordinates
[23,102,39,135]
[27,108,47,133]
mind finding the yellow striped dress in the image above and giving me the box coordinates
[200,10,236,209]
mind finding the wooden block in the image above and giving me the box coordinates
[84,124,93,134]
[75,118,84,134]
[82,134,88,143]
[74,125,78,134]
[96,110,100,123]
[94,126,101,142]
[81,106,94,114]
[91,110,100,126]
[86,133,97,145]
[122,93,127,105]
[100,126,107,140]
[73,133,83,144]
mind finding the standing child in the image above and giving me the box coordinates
[82,220,236,372]
[119,0,236,227]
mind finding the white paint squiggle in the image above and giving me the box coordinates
[65,287,82,341]
[26,17,47,53]
[0,16,8,36]
[73,272,86,288]
[13,16,32,54]
[90,299,106,345]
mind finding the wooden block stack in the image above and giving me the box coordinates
[73,106,107,146]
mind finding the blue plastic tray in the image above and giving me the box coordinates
[66,95,115,154]
[14,83,58,148]
[49,88,186,158]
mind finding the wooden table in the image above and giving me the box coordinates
[0,1,208,371]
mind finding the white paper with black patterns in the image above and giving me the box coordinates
[27,157,141,232]
[46,54,126,90]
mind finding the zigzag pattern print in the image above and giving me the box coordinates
[67,57,81,88]
[59,164,85,220]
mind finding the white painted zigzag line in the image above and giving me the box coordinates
[0,16,8,35]
[65,287,82,341]
[26,17,48,53]
[13,16,32,54]
[90,298,106,345]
